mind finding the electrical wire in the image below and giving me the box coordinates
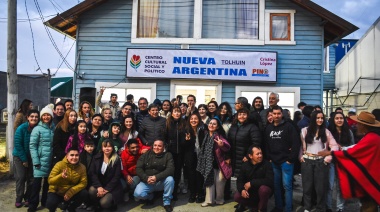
[25,0,43,74]
[53,40,76,76]
[107,78,127,88]
[33,0,74,70]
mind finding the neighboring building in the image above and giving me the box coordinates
[51,77,74,103]
[0,71,49,111]
[333,17,380,113]
[46,0,357,115]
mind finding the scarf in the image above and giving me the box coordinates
[333,132,380,204]
[197,132,215,187]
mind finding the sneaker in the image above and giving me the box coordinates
[15,202,23,208]
[164,205,173,212]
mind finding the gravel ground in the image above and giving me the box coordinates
[0,174,368,212]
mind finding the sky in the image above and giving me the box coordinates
[0,0,379,78]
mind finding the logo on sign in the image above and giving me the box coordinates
[130,55,141,71]
[252,69,269,77]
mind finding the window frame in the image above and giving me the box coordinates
[270,13,290,41]
[131,0,265,45]
[265,9,296,45]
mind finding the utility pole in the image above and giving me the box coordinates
[7,0,18,174]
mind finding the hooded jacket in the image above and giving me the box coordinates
[48,157,87,199]
[265,120,300,164]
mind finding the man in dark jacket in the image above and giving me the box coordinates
[52,102,65,125]
[138,104,166,146]
[235,144,273,212]
[136,97,150,130]
[134,140,175,212]
[265,106,300,212]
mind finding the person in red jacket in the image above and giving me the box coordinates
[121,138,150,201]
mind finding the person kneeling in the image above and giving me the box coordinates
[46,148,88,212]
[134,140,175,212]
[234,145,273,212]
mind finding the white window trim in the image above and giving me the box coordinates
[94,81,156,105]
[265,9,296,45]
[170,80,222,103]
[131,0,265,46]
[235,86,300,109]
[324,46,330,73]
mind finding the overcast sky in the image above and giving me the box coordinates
[0,0,379,78]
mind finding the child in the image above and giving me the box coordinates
[77,139,94,210]
[65,120,91,153]
[98,122,122,154]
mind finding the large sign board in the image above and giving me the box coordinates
[126,49,277,82]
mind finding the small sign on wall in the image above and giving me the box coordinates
[126,49,277,82]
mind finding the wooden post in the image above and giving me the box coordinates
[7,0,18,174]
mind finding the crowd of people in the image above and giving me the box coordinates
[11,90,380,212]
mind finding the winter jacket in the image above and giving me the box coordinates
[138,116,166,146]
[213,133,232,180]
[65,133,91,154]
[136,110,149,131]
[121,148,142,178]
[79,151,93,174]
[228,122,262,177]
[30,121,55,177]
[167,119,194,154]
[97,122,122,153]
[53,125,75,165]
[89,152,123,204]
[265,120,301,164]
[236,160,274,195]
[48,157,87,199]
[13,122,34,162]
[136,149,174,183]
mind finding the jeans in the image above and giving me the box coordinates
[272,161,294,212]
[326,163,334,210]
[28,177,49,210]
[234,185,272,210]
[121,176,140,191]
[301,158,329,212]
[134,176,174,206]
[13,156,33,203]
[46,190,88,212]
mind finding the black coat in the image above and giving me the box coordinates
[52,125,74,165]
[237,160,274,195]
[167,119,194,154]
[228,122,262,177]
[89,153,123,204]
[138,116,166,146]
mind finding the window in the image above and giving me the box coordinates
[270,13,290,40]
[236,86,300,118]
[132,0,265,45]
[170,80,222,105]
[265,10,296,45]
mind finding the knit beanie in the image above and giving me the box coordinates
[40,104,54,118]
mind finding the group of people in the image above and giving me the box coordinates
[11,90,380,212]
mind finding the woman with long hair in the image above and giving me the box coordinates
[299,111,339,212]
[78,101,94,124]
[52,109,77,165]
[228,108,262,177]
[29,105,55,212]
[13,109,39,208]
[119,115,138,146]
[197,118,231,207]
[215,102,233,136]
[207,101,218,118]
[14,99,33,131]
[88,139,123,210]
[326,112,355,212]
[198,104,210,125]
[188,112,206,203]
[166,106,195,201]
[159,100,172,119]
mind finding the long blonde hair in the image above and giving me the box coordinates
[101,139,119,168]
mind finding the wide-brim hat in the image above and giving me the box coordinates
[350,111,380,127]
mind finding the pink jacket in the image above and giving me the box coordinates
[213,133,232,180]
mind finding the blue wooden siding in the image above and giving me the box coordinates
[323,45,336,90]
[75,0,324,107]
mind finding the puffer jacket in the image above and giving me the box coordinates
[30,121,54,177]
[48,157,87,199]
[228,122,262,177]
[138,116,166,146]
[52,125,75,165]
[167,119,194,154]
[13,122,34,162]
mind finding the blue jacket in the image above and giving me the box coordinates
[30,121,55,177]
[13,122,33,162]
